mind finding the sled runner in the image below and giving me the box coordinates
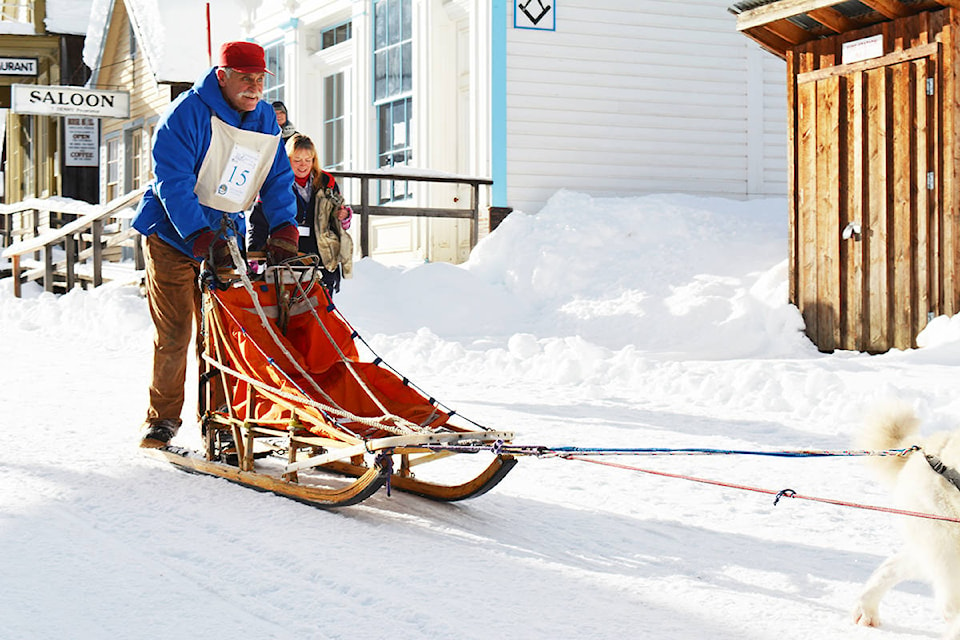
[144,247,517,508]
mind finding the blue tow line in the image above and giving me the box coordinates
[422,442,918,459]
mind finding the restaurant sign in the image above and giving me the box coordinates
[0,58,37,76]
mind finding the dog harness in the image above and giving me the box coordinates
[925,453,960,492]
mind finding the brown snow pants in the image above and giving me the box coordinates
[143,234,204,425]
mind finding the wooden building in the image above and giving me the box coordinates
[0,1,94,205]
[731,0,960,352]
[84,0,242,204]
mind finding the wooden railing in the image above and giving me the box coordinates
[1,169,494,298]
[1,187,147,297]
[329,169,493,256]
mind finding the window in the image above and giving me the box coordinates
[322,21,352,50]
[145,120,157,181]
[126,128,143,191]
[377,97,411,169]
[323,72,345,170]
[373,0,412,202]
[374,0,412,101]
[106,138,120,201]
[0,1,32,25]
[263,40,285,104]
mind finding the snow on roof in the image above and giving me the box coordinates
[0,21,35,35]
[46,0,96,35]
[85,0,247,85]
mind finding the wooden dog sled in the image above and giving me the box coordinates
[144,251,516,508]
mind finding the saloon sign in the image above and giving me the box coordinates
[11,84,130,118]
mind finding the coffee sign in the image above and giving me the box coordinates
[11,84,130,118]
[64,117,99,167]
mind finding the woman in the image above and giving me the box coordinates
[249,133,353,294]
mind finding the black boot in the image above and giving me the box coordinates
[139,418,180,449]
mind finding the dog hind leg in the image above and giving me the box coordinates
[944,614,960,640]
[853,551,917,627]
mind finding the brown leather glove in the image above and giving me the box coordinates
[191,230,232,269]
[265,223,300,264]
[191,229,216,258]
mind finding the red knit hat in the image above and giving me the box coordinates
[218,41,272,74]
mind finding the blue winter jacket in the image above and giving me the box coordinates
[133,67,297,258]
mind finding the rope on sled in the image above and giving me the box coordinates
[566,455,960,524]
[276,260,428,432]
[223,238,343,411]
[210,239,423,436]
[199,353,410,435]
[322,303,489,431]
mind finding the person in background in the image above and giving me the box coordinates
[272,101,297,141]
[135,41,300,449]
[249,133,353,295]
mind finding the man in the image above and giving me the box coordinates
[135,41,301,448]
[272,100,297,140]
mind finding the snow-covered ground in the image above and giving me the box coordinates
[3,191,959,639]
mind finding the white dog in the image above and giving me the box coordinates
[852,402,960,639]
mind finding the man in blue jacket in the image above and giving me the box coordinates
[137,41,300,448]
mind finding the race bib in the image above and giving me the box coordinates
[195,116,281,213]
[216,143,260,205]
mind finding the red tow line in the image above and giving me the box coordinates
[566,455,960,524]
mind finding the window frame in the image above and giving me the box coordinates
[322,72,346,170]
[372,0,413,202]
[105,135,121,202]
[321,20,352,50]
[262,39,286,104]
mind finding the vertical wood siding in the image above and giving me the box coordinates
[789,9,958,352]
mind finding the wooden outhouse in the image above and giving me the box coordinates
[731,0,960,352]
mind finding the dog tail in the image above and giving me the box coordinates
[855,400,921,484]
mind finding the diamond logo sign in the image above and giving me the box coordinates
[515,0,555,31]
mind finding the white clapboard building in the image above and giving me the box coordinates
[85,0,786,265]
[243,0,787,264]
